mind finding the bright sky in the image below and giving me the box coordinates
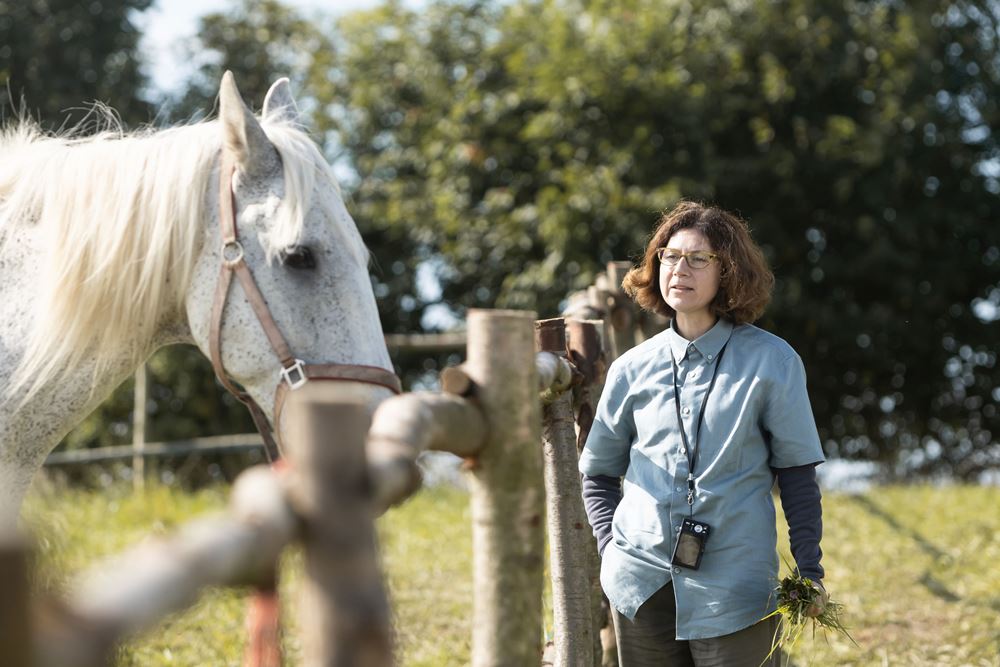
[136,0,396,93]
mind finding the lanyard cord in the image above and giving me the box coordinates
[672,342,728,515]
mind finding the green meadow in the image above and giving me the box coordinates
[22,480,1000,666]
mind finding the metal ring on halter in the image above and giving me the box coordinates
[222,240,245,267]
[281,359,309,390]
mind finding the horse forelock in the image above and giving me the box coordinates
[1,113,356,402]
[259,120,369,267]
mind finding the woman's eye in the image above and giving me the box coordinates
[280,245,316,270]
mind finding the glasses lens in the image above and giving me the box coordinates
[659,249,681,265]
[688,252,711,269]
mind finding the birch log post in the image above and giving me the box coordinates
[536,318,595,667]
[567,319,617,667]
[132,363,147,493]
[281,384,392,667]
[465,309,545,667]
[605,261,637,360]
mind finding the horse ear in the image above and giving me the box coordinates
[218,71,276,174]
[262,77,300,124]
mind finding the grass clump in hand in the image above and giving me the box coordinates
[760,567,857,665]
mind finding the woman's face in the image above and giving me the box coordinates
[658,228,722,320]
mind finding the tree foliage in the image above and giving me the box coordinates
[321,0,1000,477]
[0,0,152,127]
[165,0,332,121]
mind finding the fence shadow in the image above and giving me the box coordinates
[847,495,962,604]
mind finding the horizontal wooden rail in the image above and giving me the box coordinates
[43,434,265,466]
[384,332,466,352]
[368,392,488,512]
[34,466,297,667]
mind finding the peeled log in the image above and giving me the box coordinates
[538,317,596,667]
[367,392,487,512]
[39,467,296,667]
[282,387,392,667]
[465,309,545,667]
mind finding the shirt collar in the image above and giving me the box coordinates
[666,318,734,363]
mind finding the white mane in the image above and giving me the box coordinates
[0,113,361,401]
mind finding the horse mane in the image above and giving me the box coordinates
[0,108,361,401]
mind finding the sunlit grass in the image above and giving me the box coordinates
[23,479,1000,666]
[776,485,1000,666]
[24,479,473,666]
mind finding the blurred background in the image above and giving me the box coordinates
[3,0,998,485]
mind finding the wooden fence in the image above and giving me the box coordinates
[15,261,663,667]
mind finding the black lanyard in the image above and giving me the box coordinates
[671,342,728,513]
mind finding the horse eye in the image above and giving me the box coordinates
[280,245,315,270]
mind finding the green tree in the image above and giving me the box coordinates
[322,0,1000,478]
[165,0,332,120]
[0,0,152,127]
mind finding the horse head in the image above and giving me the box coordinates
[184,73,396,445]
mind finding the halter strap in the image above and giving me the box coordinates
[208,154,401,461]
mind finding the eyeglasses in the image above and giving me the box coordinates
[656,248,719,269]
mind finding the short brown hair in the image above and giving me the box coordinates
[622,200,774,324]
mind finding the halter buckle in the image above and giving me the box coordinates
[281,359,309,390]
[222,240,245,267]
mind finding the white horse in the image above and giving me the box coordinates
[0,73,396,532]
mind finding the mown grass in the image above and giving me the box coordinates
[22,479,1000,666]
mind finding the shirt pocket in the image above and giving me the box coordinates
[612,486,667,551]
[694,428,740,477]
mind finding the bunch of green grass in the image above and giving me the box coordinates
[760,565,857,665]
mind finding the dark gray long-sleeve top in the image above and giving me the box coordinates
[583,463,824,582]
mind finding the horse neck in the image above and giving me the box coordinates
[0,218,177,474]
[0,333,146,536]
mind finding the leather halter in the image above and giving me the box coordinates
[209,154,402,461]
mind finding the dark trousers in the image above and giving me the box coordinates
[611,582,783,667]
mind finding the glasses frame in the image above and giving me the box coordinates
[656,247,720,270]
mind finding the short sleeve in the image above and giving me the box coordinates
[579,360,635,477]
[762,353,825,468]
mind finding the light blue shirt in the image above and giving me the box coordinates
[579,318,824,640]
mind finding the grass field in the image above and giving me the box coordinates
[21,478,1000,666]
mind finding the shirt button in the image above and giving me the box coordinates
[682,407,692,416]
[673,567,681,574]
[680,448,687,455]
[707,354,714,361]
[675,486,683,493]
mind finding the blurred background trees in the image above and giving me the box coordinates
[3,0,998,480]
[0,0,153,127]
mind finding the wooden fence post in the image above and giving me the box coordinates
[281,384,392,667]
[567,319,617,666]
[132,363,147,493]
[605,261,637,360]
[465,309,545,667]
[537,318,595,667]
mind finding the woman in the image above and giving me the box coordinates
[580,201,828,666]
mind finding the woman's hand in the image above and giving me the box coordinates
[804,581,829,617]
